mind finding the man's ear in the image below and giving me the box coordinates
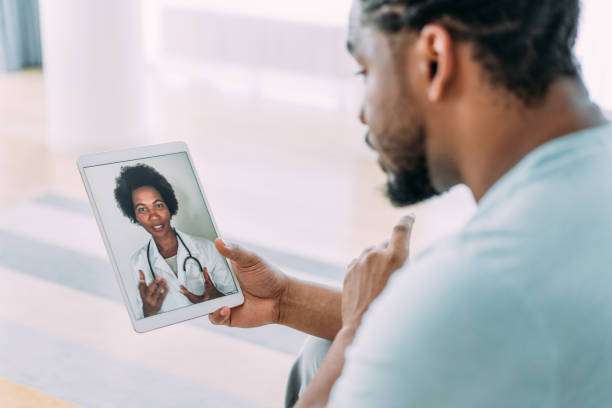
[415,24,455,102]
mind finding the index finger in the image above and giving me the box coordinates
[202,267,216,288]
[388,214,415,254]
[202,267,211,282]
[137,270,147,299]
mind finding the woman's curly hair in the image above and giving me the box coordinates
[114,164,179,223]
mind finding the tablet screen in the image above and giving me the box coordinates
[83,152,238,320]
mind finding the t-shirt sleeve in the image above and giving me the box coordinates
[328,245,554,408]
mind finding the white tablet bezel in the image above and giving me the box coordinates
[77,141,244,333]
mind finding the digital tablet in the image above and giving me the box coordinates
[78,142,244,333]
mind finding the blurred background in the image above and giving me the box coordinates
[0,0,610,406]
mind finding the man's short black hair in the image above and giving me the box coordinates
[114,164,179,223]
[360,0,581,104]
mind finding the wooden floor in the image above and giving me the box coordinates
[0,69,476,407]
[0,378,79,408]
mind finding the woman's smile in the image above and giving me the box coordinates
[148,222,170,236]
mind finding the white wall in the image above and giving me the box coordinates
[146,0,612,112]
[39,0,610,153]
[576,0,612,111]
[143,0,359,114]
[39,0,148,153]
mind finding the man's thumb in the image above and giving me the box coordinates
[215,238,235,258]
[215,238,256,266]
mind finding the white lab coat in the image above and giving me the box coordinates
[130,228,237,319]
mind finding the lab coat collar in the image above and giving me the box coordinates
[148,237,171,275]
[148,227,189,283]
[149,228,184,283]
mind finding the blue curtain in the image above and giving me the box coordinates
[0,0,41,71]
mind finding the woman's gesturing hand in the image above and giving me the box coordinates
[180,267,223,303]
[138,271,168,317]
[208,239,289,328]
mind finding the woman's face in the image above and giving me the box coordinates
[132,186,172,238]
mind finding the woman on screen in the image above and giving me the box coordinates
[114,164,237,318]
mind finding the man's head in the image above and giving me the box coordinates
[348,0,581,206]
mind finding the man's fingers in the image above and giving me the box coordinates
[347,258,359,271]
[360,245,376,258]
[214,239,258,267]
[209,307,231,326]
[388,214,415,255]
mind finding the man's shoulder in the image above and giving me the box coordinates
[333,233,546,407]
[375,230,531,333]
[405,232,504,278]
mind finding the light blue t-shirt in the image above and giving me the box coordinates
[329,124,612,408]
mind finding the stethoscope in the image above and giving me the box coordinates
[146,229,204,279]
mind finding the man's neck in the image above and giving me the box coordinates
[460,79,608,202]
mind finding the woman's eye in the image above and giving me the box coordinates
[136,207,146,213]
[155,203,165,209]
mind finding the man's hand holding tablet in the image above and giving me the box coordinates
[210,239,343,341]
[209,239,290,328]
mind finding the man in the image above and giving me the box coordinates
[210,0,612,406]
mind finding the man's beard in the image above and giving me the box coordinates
[381,125,439,207]
[385,153,438,207]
